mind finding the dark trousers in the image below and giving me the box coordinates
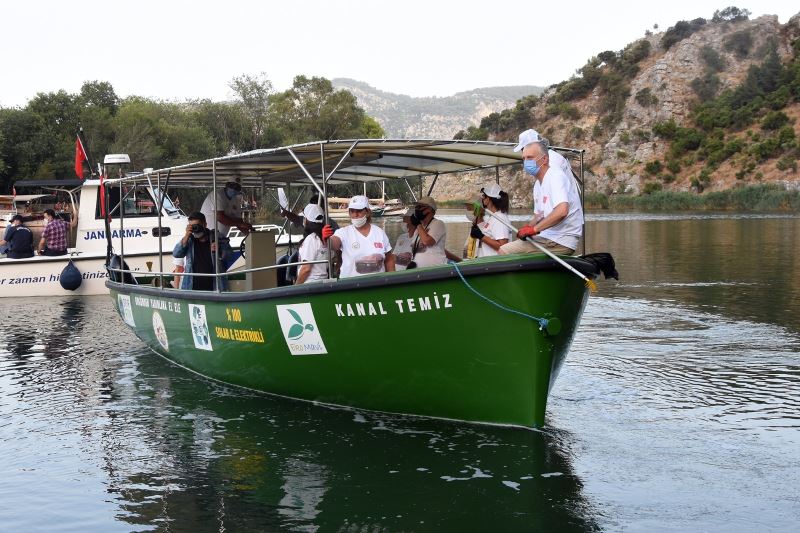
[42,248,68,256]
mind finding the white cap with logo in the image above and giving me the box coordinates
[348,195,370,210]
[513,129,543,152]
[481,183,503,199]
[303,204,324,222]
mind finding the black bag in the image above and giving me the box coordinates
[60,259,82,291]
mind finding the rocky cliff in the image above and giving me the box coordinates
[427,11,800,207]
[332,78,542,139]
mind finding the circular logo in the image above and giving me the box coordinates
[352,242,360,249]
[152,311,169,351]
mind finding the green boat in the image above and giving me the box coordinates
[104,139,604,428]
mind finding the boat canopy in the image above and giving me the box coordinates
[0,194,54,202]
[103,139,577,189]
[13,179,84,188]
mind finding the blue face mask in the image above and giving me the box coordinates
[225,187,236,200]
[523,159,540,176]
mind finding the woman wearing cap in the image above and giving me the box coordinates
[405,196,447,268]
[469,184,512,258]
[322,195,395,277]
[392,207,416,271]
[295,204,329,284]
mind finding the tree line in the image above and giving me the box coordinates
[0,74,385,193]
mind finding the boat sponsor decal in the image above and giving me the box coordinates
[152,311,169,351]
[0,269,106,286]
[189,304,213,351]
[213,305,265,344]
[117,294,136,327]
[83,228,144,240]
[276,303,328,355]
[334,292,453,318]
[133,295,183,314]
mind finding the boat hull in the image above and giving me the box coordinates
[108,255,594,428]
[1,252,175,297]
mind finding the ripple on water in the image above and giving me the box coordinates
[567,296,800,430]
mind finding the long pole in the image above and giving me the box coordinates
[482,210,597,292]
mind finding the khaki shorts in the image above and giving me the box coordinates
[499,237,574,256]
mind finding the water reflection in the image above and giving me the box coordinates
[2,212,799,531]
[0,297,598,532]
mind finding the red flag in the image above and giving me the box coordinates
[75,136,89,179]
[12,185,16,198]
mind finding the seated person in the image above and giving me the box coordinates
[172,212,232,291]
[322,195,395,278]
[469,183,513,258]
[393,208,415,270]
[407,196,447,268]
[37,209,69,256]
[295,204,329,284]
[0,215,34,259]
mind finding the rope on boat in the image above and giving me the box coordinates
[448,261,551,332]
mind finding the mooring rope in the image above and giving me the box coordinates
[449,260,550,331]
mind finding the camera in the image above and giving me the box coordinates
[191,223,203,232]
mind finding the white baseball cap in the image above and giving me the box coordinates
[513,129,542,152]
[481,183,503,199]
[348,195,369,210]
[303,203,324,222]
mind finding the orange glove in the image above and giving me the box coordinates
[322,224,334,242]
[517,225,539,240]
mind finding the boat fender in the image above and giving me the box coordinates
[276,253,291,286]
[59,259,82,291]
[108,254,138,285]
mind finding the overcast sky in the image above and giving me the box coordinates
[1,0,797,107]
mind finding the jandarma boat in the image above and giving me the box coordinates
[105,139,612,428]
[0,154,187,298]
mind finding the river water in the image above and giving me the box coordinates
[1,212,798,532]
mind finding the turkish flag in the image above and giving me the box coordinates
[99,174,106,217]
[75,136,89,179]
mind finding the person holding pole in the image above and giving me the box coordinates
[499,134,583,256]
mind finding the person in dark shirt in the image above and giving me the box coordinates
[0,215,34,259]
[172,212,231,291]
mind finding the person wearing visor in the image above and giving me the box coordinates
[295,204,329,284]
[322,195,394,278]
[173,212,232,291]
[468,183,513,258]
[500,132,584,255]
[200,180,254,239]
[406,196,447,268]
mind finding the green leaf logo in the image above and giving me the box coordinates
[288,323,305,340]
[288,309,303,324]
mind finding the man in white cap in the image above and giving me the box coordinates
[500,134,584,255]
[407,196,447,268]
[322,195,395,277]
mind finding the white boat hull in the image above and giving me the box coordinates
[0,252,173,297]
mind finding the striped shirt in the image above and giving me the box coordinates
[42,219,69,251]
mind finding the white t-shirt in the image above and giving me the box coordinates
[298,233,328,282]
[533,166,584,250]
[393,231,414,271]
[476,212,513,258]
[334,224,392,278]
[548,149,573,180]
[200,189,240,237]
[411,218,447,268]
